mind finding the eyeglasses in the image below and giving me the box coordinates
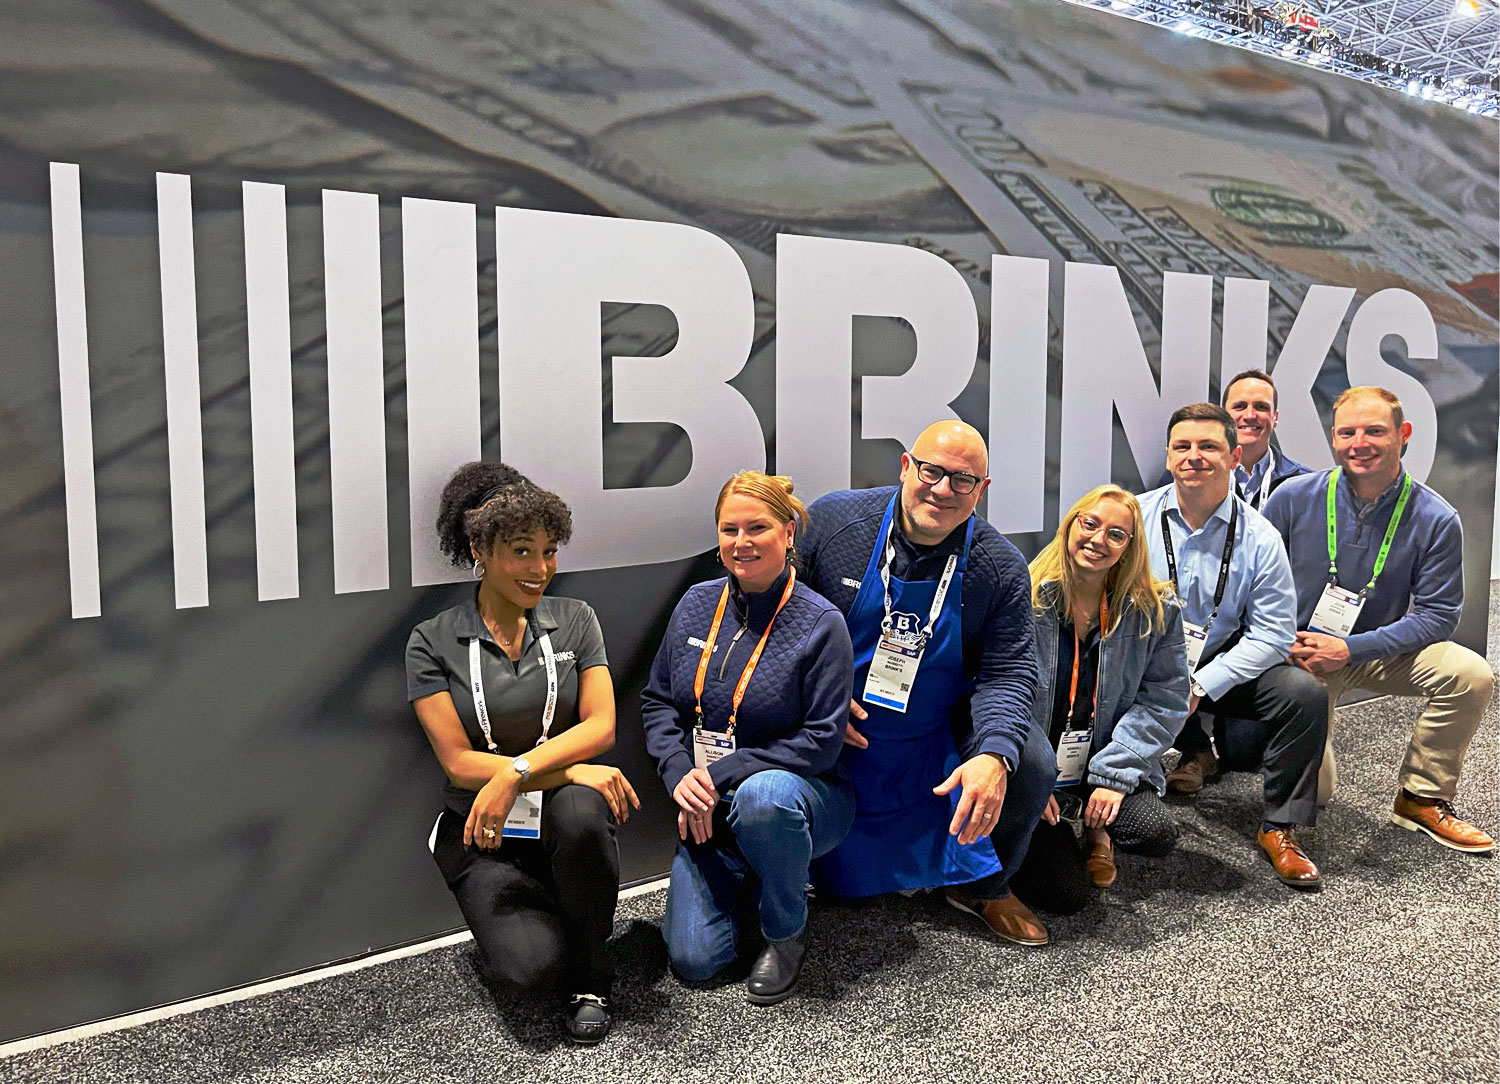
[908,455,984,495]
[1076,514,1132,547]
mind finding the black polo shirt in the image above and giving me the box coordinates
[406,593,609,815]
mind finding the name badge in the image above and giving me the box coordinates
[862,629,924,714]
[1056,729,1091,786]
[693,728,736,771]
[1182,621,1208,671]
[502,790,542,839]
[1310,584,1364,638]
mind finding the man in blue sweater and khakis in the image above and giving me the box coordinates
[798,420,1055,945]
[1264,385,1494,853]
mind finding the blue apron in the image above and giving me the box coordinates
[814,496,1001,897]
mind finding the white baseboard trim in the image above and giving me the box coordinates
[0,876,669,1059]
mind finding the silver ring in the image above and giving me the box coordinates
[483,827,496,840]
[981,812,993,820]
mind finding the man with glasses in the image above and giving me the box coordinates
[1141,403,1326,889]
[1264,386,1493,853]
[798,420,1053,945]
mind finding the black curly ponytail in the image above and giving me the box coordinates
[435,462,529,568]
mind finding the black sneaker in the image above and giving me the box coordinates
[564,993,611,1044]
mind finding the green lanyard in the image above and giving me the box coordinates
[1325,467,1413,596]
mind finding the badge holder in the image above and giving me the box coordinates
[863,623,924,713]
[1182,621,1209,671]
[503,792,542,839]
[1055,729,1091,786]
[1310,583,1364,638]
[693,727,736,770]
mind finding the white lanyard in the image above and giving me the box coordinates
[1240,448,1275,509]
[878,520,958,639]
[467,629,557,753]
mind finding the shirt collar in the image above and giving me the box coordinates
[1163,486,1236,527]
[455,590,562,643]
[730,565,793,628]
[1238,447,1272,485]
[1340,466,1408,511]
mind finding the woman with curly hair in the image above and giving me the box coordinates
[405,462,637,1044]
[1007,484,1190,917]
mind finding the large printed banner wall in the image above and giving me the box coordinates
[0,0,1495,1041]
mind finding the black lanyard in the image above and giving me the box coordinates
[1161,497,1238,629]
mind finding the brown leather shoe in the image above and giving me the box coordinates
[1257,828,1321,890]
[1166,749,1218,794]
[1085,832,1117,888]
[1391,791,1496,853]
[945,890,1049,946]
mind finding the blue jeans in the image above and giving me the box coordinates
[663,770,854,982]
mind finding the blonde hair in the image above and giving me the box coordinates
[715,471,809,530]
[1333,385,1404,429]
[1029,484,1171,636]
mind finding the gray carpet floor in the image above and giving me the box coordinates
[6,605,1499,1084]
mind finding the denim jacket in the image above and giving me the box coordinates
[1029,583,1191,796]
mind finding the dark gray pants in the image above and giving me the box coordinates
[1175,662,1327,827]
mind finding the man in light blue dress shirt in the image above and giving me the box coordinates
[1140,403,1326,889]
[1223,369,1308,509]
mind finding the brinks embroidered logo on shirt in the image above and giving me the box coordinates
[687,636,719,652]
[551,650,576,662]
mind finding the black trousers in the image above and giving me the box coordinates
[1009,785,1178,915]
[431,784,619,998]
[1174,662,1326,826]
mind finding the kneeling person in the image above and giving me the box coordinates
[1264,386,1494,853]
[1145,403,1326,889]
[1008,485,1190,913]
[798,421,1054,946]
[643,472,855,1004]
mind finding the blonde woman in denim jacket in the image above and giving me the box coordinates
[1008,484,1191,916]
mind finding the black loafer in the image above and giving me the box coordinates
[746,931,806,1006]
[565,993,611,1044]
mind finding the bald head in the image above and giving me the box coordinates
[898,419,990,545]
[910,420,989,477]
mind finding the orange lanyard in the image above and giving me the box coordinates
[1066,594,1108,727]
[693,569,797,737]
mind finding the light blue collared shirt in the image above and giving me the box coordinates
[1234,448,1276,509]
[1137,484,1297,702]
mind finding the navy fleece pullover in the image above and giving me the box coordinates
[642,567,853,796]
[796,487,1039,769]
[1263,467,1465,664]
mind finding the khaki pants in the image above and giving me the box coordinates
[1319,641,1493,805]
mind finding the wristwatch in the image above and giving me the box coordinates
[1190,678,1208,700]
[512,756,532,784]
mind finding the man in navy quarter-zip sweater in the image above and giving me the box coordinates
[798,420,1054,946]
[1264,385,1494,854]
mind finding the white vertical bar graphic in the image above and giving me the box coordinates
[402,197,480,586]
[243,181,300,601]
[323,189,389,593]
[988,255,1049,533]
[156,172,210,609]
[49,162,101,619]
